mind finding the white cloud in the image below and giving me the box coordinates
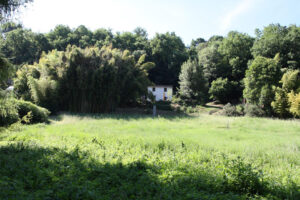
[220,0,257,32]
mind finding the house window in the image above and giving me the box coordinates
[152,87,155,92]
[164,88,167,92]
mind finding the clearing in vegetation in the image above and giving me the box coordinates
[0,113,299,199]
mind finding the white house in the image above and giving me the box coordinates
[148,85,173,101]
[5,86,14,91]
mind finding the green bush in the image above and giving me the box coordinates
[0,98,19,126]
[288,91,300,117]
[14,100,50,124]
[223,157,266,195]
[236,104,244,115]
[271,87,290,118]
[28,76,58,113]
[221,103,241,116]
[244,104,265,117]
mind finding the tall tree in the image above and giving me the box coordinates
[93,28,113,48]
[178,59,208,104]
[112,28,150,54]
[251,24,300,70]
[188,37,206,60]
[198,41,228,83]
[149,32,188,87]
[243,55,282,112]
[46,25,73,51]
[196,32,253,103]
[0,27,51,65]
[208,35,223,43]
[70,25,93,48]
[0,54,12,88]
[219,31,254,81]
[209,78,239,104]
[284,25,300,69]
[252,24,288,63]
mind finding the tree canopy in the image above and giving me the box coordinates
[243,56,282,113]
[0,19,300,117]
[252,24,300,70]
[149,32,188,87]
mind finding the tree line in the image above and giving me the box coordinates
[178,25,300,117]
[1,20,300,118]
[0,23,187,87]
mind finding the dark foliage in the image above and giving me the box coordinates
[14,99,50,123]
[0,142,298,199]
[244,104,265,117]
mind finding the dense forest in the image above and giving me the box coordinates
[1,1,300,125]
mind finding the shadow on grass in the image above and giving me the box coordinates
[49,110,193,123]
[1,143,298,200]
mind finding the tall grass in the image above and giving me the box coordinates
[0,113,299,199]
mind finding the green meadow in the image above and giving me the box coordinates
[0,113,299,199]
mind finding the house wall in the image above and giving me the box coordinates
[148,86,173,101]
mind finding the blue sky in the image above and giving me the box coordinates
[18,0,300,45]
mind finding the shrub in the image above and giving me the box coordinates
[244,104,265,117]
[281,69,300,92]
[271,87,290,118]
[14,65,40,102]
[185,106,194,114]
[14,99,50,124]
[0,98,19,126]
[223,157,266,195]
[221,103,241,116]
[287,91,300,117]
[236,104,244,115]
[28,76,58,113]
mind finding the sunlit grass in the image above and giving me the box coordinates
[0,113,299,199]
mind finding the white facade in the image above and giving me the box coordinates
[6,86,14,91]
[148,85,173,101]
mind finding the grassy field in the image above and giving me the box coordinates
[0,113,299,199]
